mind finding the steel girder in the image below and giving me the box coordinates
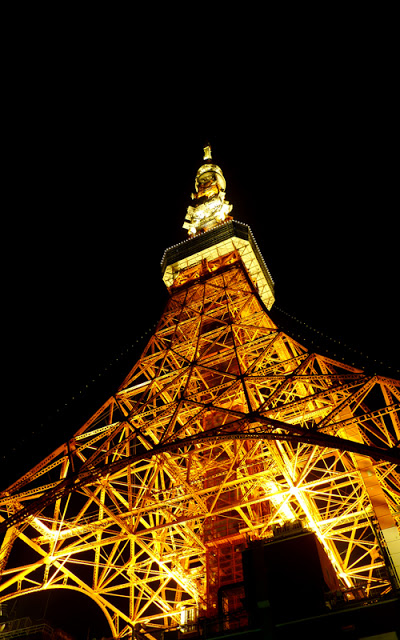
[1,255,399,638]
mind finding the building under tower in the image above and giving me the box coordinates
[0,146,399,639]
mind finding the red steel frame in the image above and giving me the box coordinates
[1,243,399,638]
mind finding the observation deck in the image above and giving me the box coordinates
[161,220,275,310]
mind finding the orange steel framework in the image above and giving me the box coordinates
[1,151,400,639]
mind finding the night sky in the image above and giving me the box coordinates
[2,34,399,639]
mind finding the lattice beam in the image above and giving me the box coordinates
[1,242,399,638]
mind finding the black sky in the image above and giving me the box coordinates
[2,28,399,638]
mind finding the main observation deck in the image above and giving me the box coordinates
[161,220,275,310]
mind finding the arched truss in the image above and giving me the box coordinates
[1,255,399,638]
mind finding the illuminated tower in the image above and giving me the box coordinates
[0,147,399,639]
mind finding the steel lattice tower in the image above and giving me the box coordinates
[1,147,399,638]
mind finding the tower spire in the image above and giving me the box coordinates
[183,145,233,236]
[203,142,212,160]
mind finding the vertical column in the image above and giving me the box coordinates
[339,419,400,585]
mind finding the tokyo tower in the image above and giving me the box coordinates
[0,146,399,639]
